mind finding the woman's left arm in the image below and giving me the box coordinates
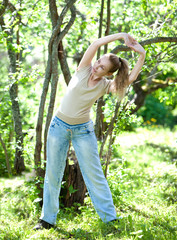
[128,42,146,85]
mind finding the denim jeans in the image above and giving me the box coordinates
[40,116,117,224]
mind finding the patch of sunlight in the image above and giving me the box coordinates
[147,161,177,178]
[130,201,155,216]
[0,177,24,191]
[116,127,177,148]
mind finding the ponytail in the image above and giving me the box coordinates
[114,57,129,100]
[107,53,129,100]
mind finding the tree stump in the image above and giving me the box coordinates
[60,149,87,208]
[37,149,87,209]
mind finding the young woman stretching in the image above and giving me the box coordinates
[34,32,146,230]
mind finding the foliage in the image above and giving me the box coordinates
[103,94,143,132]
[0,57,14,176]
[0,127,177,239]
[138,94,176,128]
[0,63,42,176]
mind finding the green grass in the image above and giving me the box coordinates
[0,127,177,239]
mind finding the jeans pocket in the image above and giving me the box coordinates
[50,121,56,129]
[49,117,59,129]
[51,116,62,128]
[79,123,94,135]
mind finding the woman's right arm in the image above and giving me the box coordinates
[128,42,146,85]
[77,33,135,70]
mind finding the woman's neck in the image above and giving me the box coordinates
[90,73,103,82]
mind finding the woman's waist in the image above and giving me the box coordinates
[55,110,90,125]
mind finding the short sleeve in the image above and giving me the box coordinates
[76,65,92,80]
[103,78,112,94]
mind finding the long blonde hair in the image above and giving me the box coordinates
[106,53,129,100]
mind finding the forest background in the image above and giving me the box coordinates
[0,0,177,239]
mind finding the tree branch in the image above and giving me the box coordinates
[0,0,9,17]
[48,0,77,54]
[57,5,76,45]
[58,41,71,85]
[146,78,177,94]
[49,0,59,28]
[111,37,177,54]
[58,0,77,25]
[7,1,16,12]
[99,101,121,159]
[57,5,76,85]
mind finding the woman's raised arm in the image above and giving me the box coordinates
[128,42,146,85]
[77,33,135,70]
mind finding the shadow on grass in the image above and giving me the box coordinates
[145,143,177,164]
[128,205,177,239]
[58,227,93,239]
[54,223,121,240]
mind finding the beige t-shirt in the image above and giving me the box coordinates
[56,65,112,124]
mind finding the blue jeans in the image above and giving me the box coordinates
[40,116,117,224]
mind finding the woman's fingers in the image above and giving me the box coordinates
[124,34,145,54]
[124,34,137,47]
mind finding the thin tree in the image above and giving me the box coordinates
[0,0,25,174]
[34,0,77,185]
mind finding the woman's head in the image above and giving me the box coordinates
[92,56,113,77]
[92,53,129,99]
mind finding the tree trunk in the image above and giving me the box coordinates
[95,0,105,140]
[60,149,86,208]
[96,0,104,59]
[0,5,25,174]
[8,43,25,173]
[44,39,59,161]
[34,55,52,173]
[9,82,25,173]
[95,0,111,140]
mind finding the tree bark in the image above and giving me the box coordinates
[96,0,104,59]
[104,133,112,178]
[104,0,111,54]
[34,55,52,174]
[99,101,121,160]
[58,41,71,86]
[95,0,105,140]
[60,149,86,208]
[9,82,25,173]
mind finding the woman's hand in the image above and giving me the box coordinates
[123,33,136,47]
[123,33,146,55]
[130,41,146,55]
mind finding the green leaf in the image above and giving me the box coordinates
[69,185,78,194]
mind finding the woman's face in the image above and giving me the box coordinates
[92,55,113,78]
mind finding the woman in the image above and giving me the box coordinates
[34,32,146,230]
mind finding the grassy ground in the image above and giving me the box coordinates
[0,127,177,240]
